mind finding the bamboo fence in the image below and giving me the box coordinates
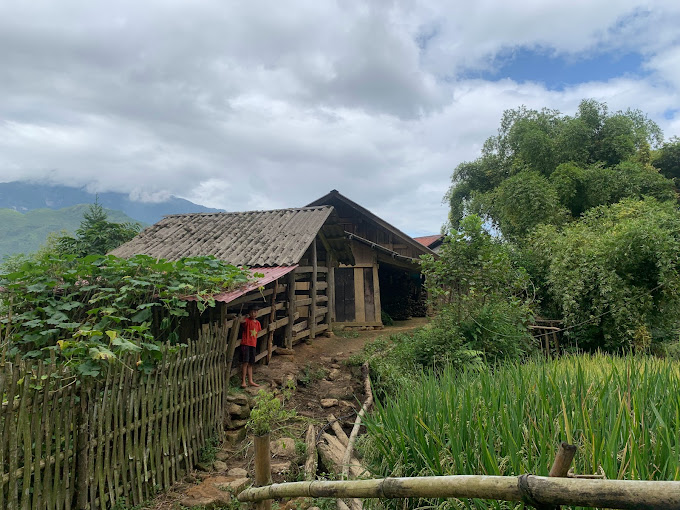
[0,322,231,510]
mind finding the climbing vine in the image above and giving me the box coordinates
[0,253,251,376]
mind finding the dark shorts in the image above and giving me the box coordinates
[241,345,256,365]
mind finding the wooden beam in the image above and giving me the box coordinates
[310,238,317,340]
[373,264,382,325]
[297,266,328,273]
[328,253,336,324]
[285,271,296,349]
[266,279,278,364]
[225,316,242,381]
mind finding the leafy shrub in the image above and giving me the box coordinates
[0,253,251,375]
[380,310,394,326]
[247,390,296,436]
[532,197,680,350]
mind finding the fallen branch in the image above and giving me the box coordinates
[304,425,318,481]
[328,414,349,447]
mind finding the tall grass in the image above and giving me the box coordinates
[362,354,680,509]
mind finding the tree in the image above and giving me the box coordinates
[57,200,141,256]
[531,198,680,351]
[447,99,675,240]
[653,137,680,182]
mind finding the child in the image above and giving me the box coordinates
[240,305,261,388]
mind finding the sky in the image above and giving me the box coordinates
[1,1,680,237]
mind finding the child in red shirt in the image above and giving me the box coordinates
[240,305,261,388]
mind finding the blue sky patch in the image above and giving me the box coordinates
[463,47,648,90]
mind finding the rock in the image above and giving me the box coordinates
[320,398,339,408]
[327,369,342,381]
[271,461,292,474]
[229,418,248,429]
[271,437,297,459]
[179,476,239,509]
[215,477,250,494]
[227,403,250,419]
[195,462,212,472]
[215,451,230,462]
[330,363,341,369]
[213,460,228,471]
[227,467,249,478]
[339,400,354,408]
[184,474,198,484]
[227,393,250,406]
[280,374,297,388]
[224,427,247,445]
[319,356,332,363]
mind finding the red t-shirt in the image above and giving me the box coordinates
[241,317,261,347]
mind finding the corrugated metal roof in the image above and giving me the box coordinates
[185,265,297,304]
[109,206,345,266]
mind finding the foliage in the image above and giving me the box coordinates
[653,136,680,182]
[55,200,141,256]
[380,310,394,326]
[0,253,250,376]
[531,198,680,350]
[447,99,675,240]
[363,354,680,509]
[297,363,329,386]
[0,204,142,261]
[247,389,296,437]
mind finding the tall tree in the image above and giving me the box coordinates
[448,99,674,240]
[57,200,141,256]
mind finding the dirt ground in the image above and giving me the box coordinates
[148,317,429,510]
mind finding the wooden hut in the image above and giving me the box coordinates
[110,206,355,369]
[307,190,436,326]
[414,234,445,253]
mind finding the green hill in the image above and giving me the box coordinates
[0,205,144,260]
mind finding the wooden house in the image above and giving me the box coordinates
[110,206,354,371]
[307,190,436,326]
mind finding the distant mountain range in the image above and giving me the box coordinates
[0,181,222,260]
[0,182,221,224]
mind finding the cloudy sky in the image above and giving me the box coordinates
[1,1,680,236]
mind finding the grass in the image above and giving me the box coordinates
[362,353,680,509]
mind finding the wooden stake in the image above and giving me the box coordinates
[254,434,272,510]
[267,280,278,364]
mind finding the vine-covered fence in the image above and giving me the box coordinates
[0,322,231,510]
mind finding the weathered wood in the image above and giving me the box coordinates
[328,253,336,323]
[254,434,272,510]
[342,363,373,480]
[267,280,279,364]
[353,267,366,323]
[550,442,577,478]
[285,271,296,349]
[297,266,329,273]
[304,425,318,481]
[238,476,680,509]
[311,238,318,339]
[372,265,382,325]
[328,414,349,447]
[225,318,242,382]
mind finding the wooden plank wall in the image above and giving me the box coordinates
[0,323,231,510]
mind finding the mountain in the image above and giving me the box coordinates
[0,182,221,224]
[0,204,143,259]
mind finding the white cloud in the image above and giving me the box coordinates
[0,0,679,236]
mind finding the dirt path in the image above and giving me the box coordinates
[149,318,429,510]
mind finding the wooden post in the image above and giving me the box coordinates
[254,434,272,510]
[225,316,242,378]
[310,238,317,339]
[328,253,336,324]
[285,271,296,349]
[266,280,278,364]
[539,442,577,510]
[373,264,382,325]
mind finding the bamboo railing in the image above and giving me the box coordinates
[237,475,680,509]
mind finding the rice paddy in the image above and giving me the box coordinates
[362,354,680,508]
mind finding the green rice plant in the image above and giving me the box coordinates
[362,354,680,509]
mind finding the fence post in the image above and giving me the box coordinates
[543,442,576,510]
[254,434,272,510]
[76,380,91,510]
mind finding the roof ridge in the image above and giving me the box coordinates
[161,205,332,218]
